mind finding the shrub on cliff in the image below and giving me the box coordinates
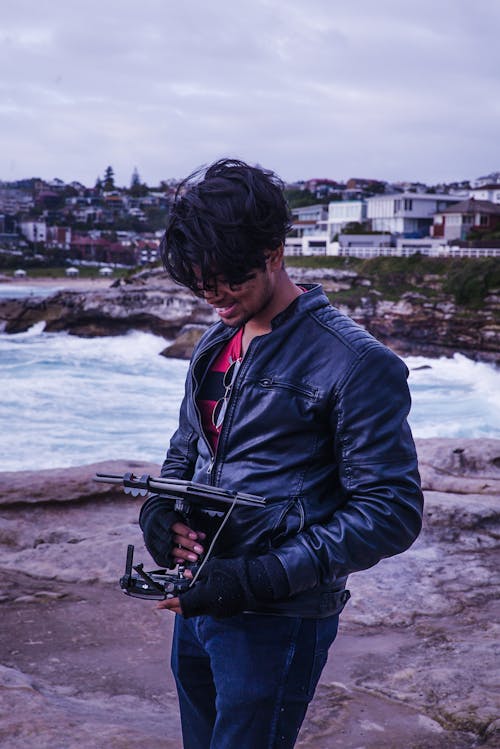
[443,258,500,308]
[287,255,500,307]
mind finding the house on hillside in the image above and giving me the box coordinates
[286,204,329,256]
[328,200,367,239]
[135,236,161,264]
[0,187,34,215]
[431,199,500,242]
[70,235,111,263]
[469,184,500,205]
[70,234,136,265]
[473,172,500,188]
[19,219,47,245]
[366,193,461,237]
[290,204,328,228]
[46,226,71,250]
[303,179,344,199]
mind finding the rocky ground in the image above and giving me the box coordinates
[0,439,499,748]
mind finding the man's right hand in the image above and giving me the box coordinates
[139,494,206,568]
[171,521,206,566]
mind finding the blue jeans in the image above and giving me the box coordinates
[170,612,339,749]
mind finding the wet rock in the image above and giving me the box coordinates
[415,437,500,496]
[0,459,159,507]
[0,278,216,339]
[160,323,208,360]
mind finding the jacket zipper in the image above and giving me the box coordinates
[190,328,236,483]
[193,328,254,484]
[208,338,258,484]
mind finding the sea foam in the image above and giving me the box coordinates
[1,330,498,471]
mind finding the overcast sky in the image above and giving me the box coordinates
[2,0,499,188]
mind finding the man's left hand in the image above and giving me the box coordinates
[156,555,289,619]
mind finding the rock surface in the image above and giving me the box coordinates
[0,273,216,341]
[160,323,208,359]
[1,439,499,748]
[0,267,498,362]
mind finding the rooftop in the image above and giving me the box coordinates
[440,198,500,215]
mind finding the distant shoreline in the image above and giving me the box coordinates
[0,275,114,292]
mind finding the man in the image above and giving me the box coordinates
[139,158,423,748]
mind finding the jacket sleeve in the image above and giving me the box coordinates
[272,345,424,596]
[160,370,199,480]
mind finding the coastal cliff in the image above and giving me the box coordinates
[0,274,216,340]
[0,438,499,748]
[0,259,498,362]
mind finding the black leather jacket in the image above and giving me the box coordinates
[161,284,423,617]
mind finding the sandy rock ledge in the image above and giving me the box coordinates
[0,439,499,748]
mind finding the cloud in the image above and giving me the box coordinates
[1,0,499,185]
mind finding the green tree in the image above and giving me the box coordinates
[129,167,149,197]
[103,166,115,191]
[130,167,141,189]
[283,188,318,209]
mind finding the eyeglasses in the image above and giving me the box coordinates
[192,272,257,298]
[212,358,242,430]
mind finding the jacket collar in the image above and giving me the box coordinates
[270,283,328,329]
[199,283,329,351]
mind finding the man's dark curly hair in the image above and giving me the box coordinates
[160,158,292,293]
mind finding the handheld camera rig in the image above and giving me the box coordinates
[94,472,268,600]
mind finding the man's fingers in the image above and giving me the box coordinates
[171,521,206,540]
[156,597,183,615]
[166,521,206,563]
[172,546,201,563]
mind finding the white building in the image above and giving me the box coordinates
[20,220,47,244]
[0,188,34,215]
[432,198,500,242]
[285,204,329,256]
[46,226,71,250]
[366,193,461,236]
[290,204,328,234]
[469,185,500,204]
[328,200,367,239]
[473,172,500,188]
[285,233,330,256]
[337,233,393,257]
[394,237,447,256]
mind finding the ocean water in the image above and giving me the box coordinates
[0,326,188,472]
[0,326,499,472]
[0,283,66,299]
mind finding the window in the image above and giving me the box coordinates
[404,199,413,211]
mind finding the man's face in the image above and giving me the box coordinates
[194,262,276,329]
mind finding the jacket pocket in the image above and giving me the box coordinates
[258,376,319,401]
[202,497,306,558]
[269,497,306,548]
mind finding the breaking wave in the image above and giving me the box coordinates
[0,329,498,471]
